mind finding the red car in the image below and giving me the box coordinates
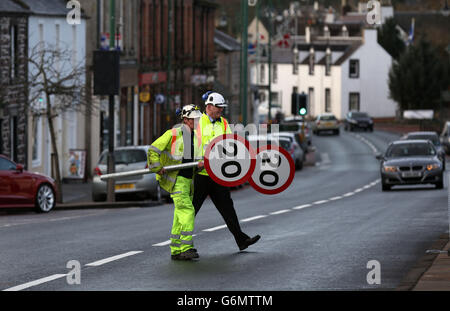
[0,155,57,212]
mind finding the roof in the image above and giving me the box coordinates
[214,29,240,52]
[0,0,31,14]
[405,131,439,137]
[391,139,432,145]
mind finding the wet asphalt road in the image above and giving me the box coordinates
[0,129,448,291]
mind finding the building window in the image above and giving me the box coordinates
[308,87,314,116]
[260,64,265,84]
[273,64,278,83]
[349,93,360,111]
[325,88,331,113]
[309,52,315,75]
[10,24,18,82]
[293,63,298,75]
[325,50,332,76]
[32,117,42,167]
[349,59,359,78]
[293,86,298,94]
[271,92,280,107]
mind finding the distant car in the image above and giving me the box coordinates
[279,119,312,149]
[247,135,304,170]
[402,131,446,169]
[92,146,168,202]
[376,140,444,191]
[344,111,373,132]
[312,113,340,135]
[0,155,57,212]
[439,121,450,154]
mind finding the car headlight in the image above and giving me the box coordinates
[426,163,440,171]
[383,165,398,172]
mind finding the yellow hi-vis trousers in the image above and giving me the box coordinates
[169,176,195,255]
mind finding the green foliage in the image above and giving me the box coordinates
[377,17,405,60]
[389,38,450,111]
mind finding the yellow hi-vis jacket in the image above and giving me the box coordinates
[197,113,232,176]
[147,126,202,193]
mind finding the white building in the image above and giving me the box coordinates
[251,27,397,121]
[25,0,89,181]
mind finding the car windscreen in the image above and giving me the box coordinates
[351,112,369,118]
[278,140,291,150]
[319,115,336,121]
[99,149,147,165]
[386,143,436,157]
[407,135,440,146]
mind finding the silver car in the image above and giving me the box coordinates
[92,146,167,202]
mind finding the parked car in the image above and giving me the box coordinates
[279,118,312,149]
[247,135,304,170]
[312,113,340,135]
[376,140,444,191]
[269,132,306,161]
[0,155,57,212]
[439,121,450,155]
[402,131,446,170]
[92,146,168,202]
[344,111,374,132]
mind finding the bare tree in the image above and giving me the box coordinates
[27,42,95,203]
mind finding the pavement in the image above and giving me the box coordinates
[54,126,449,291]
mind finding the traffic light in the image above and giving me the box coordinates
[298,93,307,116]
[291,93,308,116]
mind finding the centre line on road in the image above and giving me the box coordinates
[343,192,355,197]
[292,204,312,210]
[241,215,267,222]
[3,274,67,291]
[85,251,143,267]
[329,196,342,201]
[313,200,329,205]
[152,240,171,246]
[203,224,227,232]
[269,210,291,215]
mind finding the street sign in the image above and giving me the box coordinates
[249,144,295,195]
[204,134,256,187]
[139,91,150,103]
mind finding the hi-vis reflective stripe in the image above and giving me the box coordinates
[171,128,177,155]
[181,231,193,236]
[180,240,193,245]
[149,145,162,154]
[164,175,176,183]
[196,123,202,148]
[149,162,161,169]
[170,234,180,239]
[223,118,228,132]
[163,151,182,161]
[170,191,182,195]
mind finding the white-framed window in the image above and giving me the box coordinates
[349,59,359,78]
[349,92,360,111]
[325,88,331,112]
[32,116,42,167]
[273,64,278,83]
[260,64,265,84]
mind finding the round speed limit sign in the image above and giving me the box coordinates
[249,144,295,195]
[204,134,256,187]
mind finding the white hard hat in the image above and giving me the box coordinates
[181,104,202,119]
[205,92,227,108]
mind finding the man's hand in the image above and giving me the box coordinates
[197,161,204,170]
[157,168,166,175]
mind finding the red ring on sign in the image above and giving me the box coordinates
[204,134,256,187]
[249,144,295,195]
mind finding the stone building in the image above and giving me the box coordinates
[0,0,30,165]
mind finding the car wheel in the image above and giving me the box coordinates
[152,184,162,201]
[35,184,55,213]
[92,193,106,202]
[436,174,444,189]
[296,159,303,170]
[381,182,390,191]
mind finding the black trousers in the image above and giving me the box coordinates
[193,174,249,247]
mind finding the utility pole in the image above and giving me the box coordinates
[166,0,173,125]
[240,0,249,125]
[268,0,273,125]
[107,0,116,202]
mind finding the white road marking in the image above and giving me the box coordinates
[313,200,329,205]
[152,240,171,246]
[269,210,291,215]
[3,274,67,291]
[85,251,143,267]
[292,204,312,210]
[329,196,342,201]
[354,188,363,193]
[343,192,355,197]
[203,224,227,232]
[241,215,267,222]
